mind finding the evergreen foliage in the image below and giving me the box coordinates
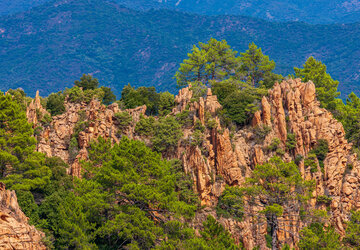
[239,42,282,88]
[100,86,116,105]
[46,92,65,116]
[152,116,183,154]
[6,88,29,110]
[51,136,200,248]
[175,38,239,87]
[217,157,314,249]
[299,223,341,249]
[121,84,174,116]
[114,111,133,131]
[4,38,360,249]
[295,57,339,110]
[212,80,267,126]
[74,74,99,90]
[343,210,360,248]
[0,92,51,192]
[135,115,156,136]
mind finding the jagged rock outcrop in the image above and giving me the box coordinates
[0,183,46,249]
[26,90,50,127]
[27,79,360,248]
[29,97,146,177]
[173,79,360,248]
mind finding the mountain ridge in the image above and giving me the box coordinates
[2,0,360,24]
[1,0,360,97]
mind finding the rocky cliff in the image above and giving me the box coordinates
[173,79,360,248]
[0,183,46,249]
[26,79,360,248]
[28,92,146,177]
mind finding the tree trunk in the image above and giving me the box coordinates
[271,215,278,250]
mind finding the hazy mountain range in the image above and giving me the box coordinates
[2,0,360,24]
[0,0,360,97]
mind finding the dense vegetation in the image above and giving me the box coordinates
[0,90,242,249]
[114,0,360,24]
[1,0,360,97]
[3,38,360,249]
[2,0,360,24]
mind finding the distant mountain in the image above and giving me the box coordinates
[2,0,360,24]
[0,0,360,97]
[116,0,360,24]
[0,0,49,16]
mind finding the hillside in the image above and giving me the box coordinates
[0,0,360,97]
[7,78,359,248]
[116,0,360,24]
[2,0,360,24]
[0,0,48,16]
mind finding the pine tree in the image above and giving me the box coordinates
[175,38,239,87]
[218,157,314,249]
[46,92,65,116]
[74,74,99,90]
[294,56,339,110]
[343,210,360,248]
[239,42,282,88]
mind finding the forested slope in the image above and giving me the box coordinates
[0,0,360,97]
[2,0,360,24]
[2,39,360,249]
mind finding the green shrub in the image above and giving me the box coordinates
[343,210,360,247]
[17,190,39,224]
[267,138,280,151]
[135,115,155,136]
[64,86,84,103]
[176,110,193,127]
[189,81,207,101]
[222,91,259,126]
[309,139,329,169]
[34,126,43,137]
[74,74,99,90]
[6,88,27,110]
[206,118,217,129]
[100,86,116,105]
[191,130,204,147]
[152,116,183,153]
[304,154,318,173]
[114,112,132,131]
[121,84,168,116]
[286,133,296,150]
[83,88,105,103]
[253,125,271,143]
[276,148,285,156]
[295,154,303,165]
[316,195,332,205]
[299,223,341,250]
[41,113,52,127]
[65,86,105,104]
[216,108,233,128]
[194,120,205,133]
[46,92,65,116]
[158,91,175,116]
[216,186,244,220]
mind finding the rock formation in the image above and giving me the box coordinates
[27,97,147,177]
[26,90,50,127]
[172,79,360,248]
[0,183,46,249]
[25,79,360,248]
